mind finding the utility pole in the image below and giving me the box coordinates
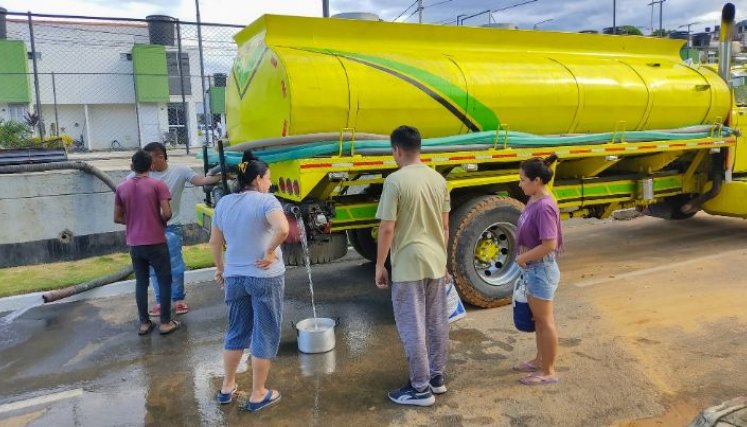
[418,0,423,23]
[679,21,702,48]
[612,0,616,35]
[322,0,329,17]
[647,0,667,35]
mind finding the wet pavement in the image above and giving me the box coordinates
[2,214,747,426]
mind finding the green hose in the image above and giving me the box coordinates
[198,127,734,166]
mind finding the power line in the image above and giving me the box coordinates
[393,0,420,21]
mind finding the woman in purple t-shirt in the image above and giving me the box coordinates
[513,155,563,386]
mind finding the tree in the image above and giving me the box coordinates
[620,25,643,36]
[651,29,668,37]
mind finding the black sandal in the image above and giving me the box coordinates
[138,321,155,336]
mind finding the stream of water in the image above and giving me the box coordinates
[293,211,318,328]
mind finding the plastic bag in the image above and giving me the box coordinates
[513,273,535,332]
[445,276,466,323]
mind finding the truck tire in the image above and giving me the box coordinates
[643,194,697,220]
[282,232,348,266]
[348,228,377,263]
[449,195,524,308]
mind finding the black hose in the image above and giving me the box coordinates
[0,160,134,303]
[42,266,133,303]
[682,151,726,214]
[217,139,229,195]
[0,161,117,192]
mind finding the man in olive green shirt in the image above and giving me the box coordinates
[375,125,450,407]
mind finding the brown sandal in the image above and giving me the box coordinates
[159,320,181,335]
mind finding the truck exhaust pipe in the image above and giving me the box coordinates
[678,4,737,216]
[718,3,736,86]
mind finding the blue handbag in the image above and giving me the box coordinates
[513,273,535,332]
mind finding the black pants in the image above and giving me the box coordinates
[131,244,172,324]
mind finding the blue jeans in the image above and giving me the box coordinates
[522,254,561,301]
[150,225,186,302]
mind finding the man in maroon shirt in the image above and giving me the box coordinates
[114,150,180,335]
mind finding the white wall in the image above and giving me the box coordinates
[88,104,139,150]
[39,104,86,140]
[138,103,168,145]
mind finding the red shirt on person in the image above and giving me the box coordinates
[115,176,171,246]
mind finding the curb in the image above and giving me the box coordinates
[0,267,217,313]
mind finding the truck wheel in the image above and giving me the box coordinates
[643,195,697,220]
[348,228,377,263]
[282,232,348,266]
[449,196,524,308]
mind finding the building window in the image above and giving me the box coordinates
[9,104,29,123]
[166,52,191,96]
[27,52,41,60]
[120,53,132,61]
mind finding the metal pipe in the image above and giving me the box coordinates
[718,3,736,87]
[612,0,616,35]
[176,20,190,154]
[322,0,330,18]
[27,12,44,139]
[132,70,142,147]
[195,0,211,148]
[459,9,491,26]
[51,72,60,137]
[659,0,665,33]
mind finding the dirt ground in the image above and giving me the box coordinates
[1,213,746,426]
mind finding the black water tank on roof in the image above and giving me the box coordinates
[213,73,226,87]
[692,33,712,47]
[0,7,7,40]
[146,15,175,46]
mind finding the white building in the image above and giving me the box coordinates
[0,16,224,150]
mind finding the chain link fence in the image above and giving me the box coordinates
[0,10,243,153]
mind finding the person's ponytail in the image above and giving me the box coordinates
[520,154,557,184]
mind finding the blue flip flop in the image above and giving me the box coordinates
[215,385,238,405]
[242,390,282,412]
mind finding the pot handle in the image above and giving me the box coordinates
[335,317,341,326]
[291,321,298,337]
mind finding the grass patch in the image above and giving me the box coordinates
[0,243,214,298]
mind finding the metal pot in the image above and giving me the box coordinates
[294,317,337,354]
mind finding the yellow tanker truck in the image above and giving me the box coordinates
[197,3,747,307]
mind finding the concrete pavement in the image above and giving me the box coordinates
[1,214,746,426]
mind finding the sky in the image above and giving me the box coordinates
[2,0,747,33]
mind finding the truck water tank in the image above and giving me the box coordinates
[226,15,730,143]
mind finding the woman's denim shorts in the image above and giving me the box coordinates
[522,254,560,301]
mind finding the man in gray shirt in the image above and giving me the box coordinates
[130,142,221,316]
